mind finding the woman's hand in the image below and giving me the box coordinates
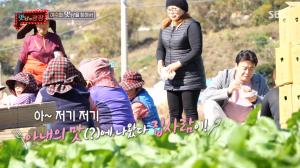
[166,61,182,74]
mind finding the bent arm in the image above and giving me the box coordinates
[179,22,202,66]
[200,71,229,102]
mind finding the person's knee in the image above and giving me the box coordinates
[199,100,226,126]
[202,100,223,114]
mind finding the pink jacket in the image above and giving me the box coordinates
[19,32,66,64]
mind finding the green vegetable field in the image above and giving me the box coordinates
[1,108,300,168]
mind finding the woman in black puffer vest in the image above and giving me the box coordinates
[156,0,206,123]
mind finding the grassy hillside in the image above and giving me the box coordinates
[0,22,279,89]
[113,22,279,87]
[0,0,283,88]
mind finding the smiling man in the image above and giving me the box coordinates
[199,50,269,124]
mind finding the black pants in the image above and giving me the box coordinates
[261,88,280,128]
[167,90,200,123]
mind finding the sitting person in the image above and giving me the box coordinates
[79,58,135,133]
[4,72,38,106]
[120,70,161,131]
[199,50,269,125]
[35,57,94,131]
[261,68,280,128]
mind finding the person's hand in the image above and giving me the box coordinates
[246,95,257,103]
[242,86,252,92]
[227,80,241,95]
[86,80,93,89]
[166,61,182,74]
[54,51,64,58]
[242,86,257,103]
[157,60,164,75]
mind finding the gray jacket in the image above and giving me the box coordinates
[156,19,206,91]
[200,68,269,107]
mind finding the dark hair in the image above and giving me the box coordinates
[235,50,258,66]
[54,47,61,52]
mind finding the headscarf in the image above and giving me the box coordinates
[119,70,145,91]
[79,58,118,88]
[42,57,86,95]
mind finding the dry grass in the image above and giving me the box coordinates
[114,22,279,85]
[127,41,160,87]
[1,22,279,94]
[202,22,278,77]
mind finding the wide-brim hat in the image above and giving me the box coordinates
[119,70,144,91]
[43,57,86,95]
[6,72,38,96]
[17,19,56,39]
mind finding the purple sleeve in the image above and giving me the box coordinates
[14,94,36,105]
[34,91,43,103]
